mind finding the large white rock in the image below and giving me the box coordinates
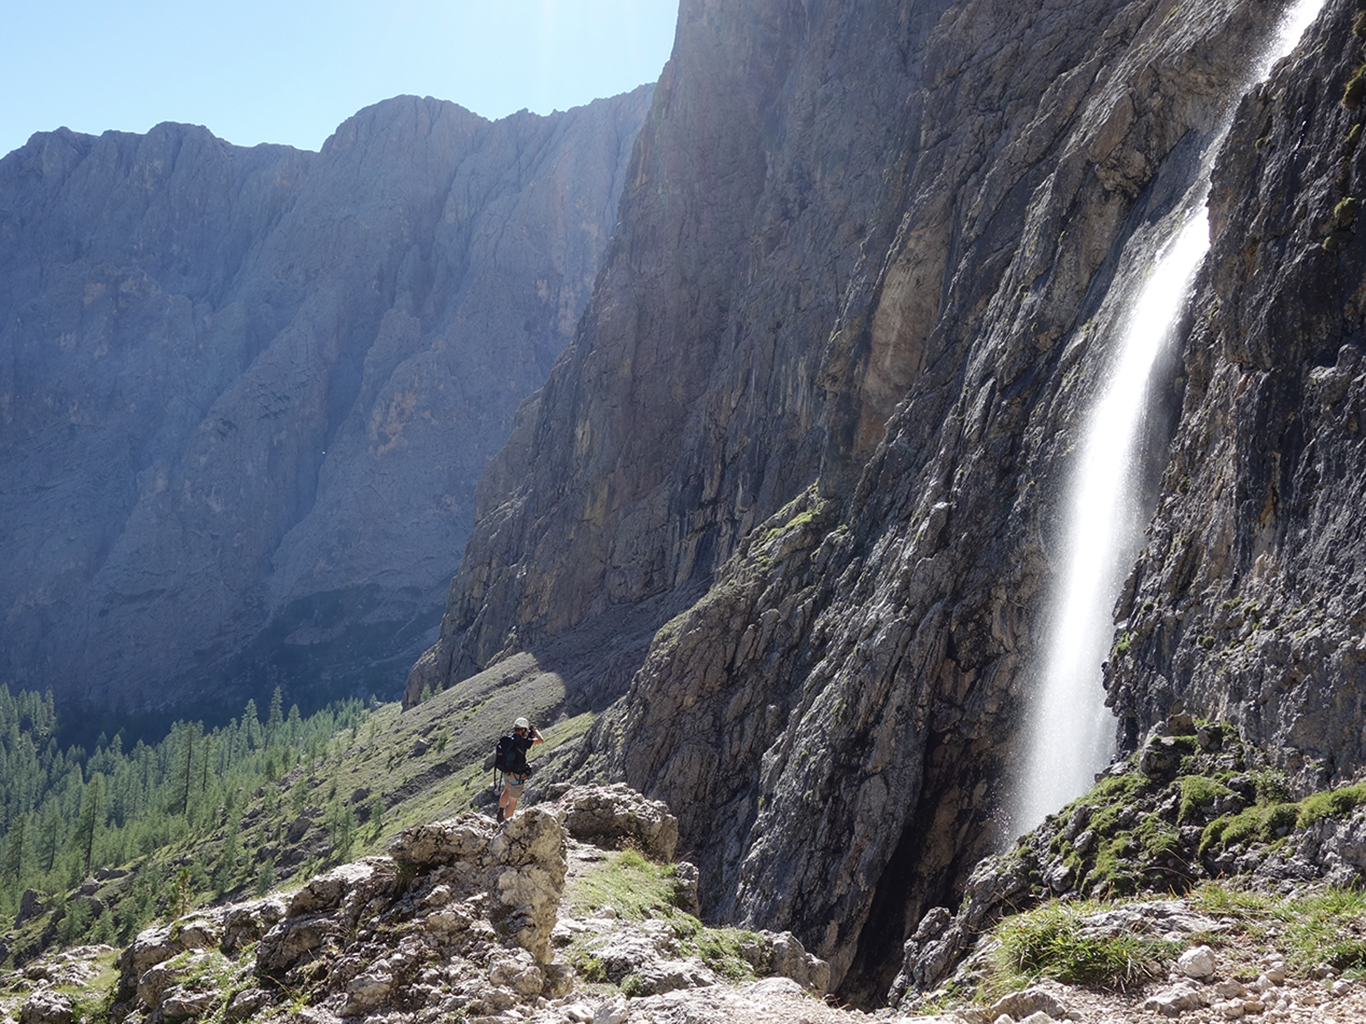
[1178,944,1217,980]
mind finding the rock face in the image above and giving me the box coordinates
[1103,1,1366,794]
[413,0,1366,1008]
[0,87,651,721]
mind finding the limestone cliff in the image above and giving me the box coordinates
[0,89,651,722]
[416,0,1364,1008]
[1104,2,1366,793]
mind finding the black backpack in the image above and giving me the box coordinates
[494,734,519,773]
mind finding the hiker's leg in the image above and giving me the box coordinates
[505,776,526,819]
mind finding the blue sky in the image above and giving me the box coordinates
[1,0,678,158]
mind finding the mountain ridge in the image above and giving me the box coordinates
[0,87,653,731]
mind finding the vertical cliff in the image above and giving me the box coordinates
[1106,1,1366,791]
[0,88,651,722]
[417,0,1360,1007]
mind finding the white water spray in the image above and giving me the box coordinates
[1012,0,1327,832]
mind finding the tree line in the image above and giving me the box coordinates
[0,684,367,944]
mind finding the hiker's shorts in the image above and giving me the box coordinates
[506,774,528,791]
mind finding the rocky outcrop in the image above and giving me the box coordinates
[0,86,651,722]
[556,782,680,861]
[417,0,1331,1006]
[112,807,570,1022]
[64,786,844,1024]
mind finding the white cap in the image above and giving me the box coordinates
[515,717,530,730]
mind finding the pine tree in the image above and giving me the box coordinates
[180,724,195,817]
[255,858,275,897]
[242,700,262,751]
[266,687,285,743]
[214,817,242,895]
[2,812,26,894]
[366,794,385,842]
[77,775,101,877]
[38,812,58,873]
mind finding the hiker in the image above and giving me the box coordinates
[497,717,542,822]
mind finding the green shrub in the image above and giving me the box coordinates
[1251,770,1289,806]
[1202,800,1300,854]
[992,902,1178,993]
[1263,803,1299,837]
[569,949,608,983]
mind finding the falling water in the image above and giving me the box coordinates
[1012,0,1327,832]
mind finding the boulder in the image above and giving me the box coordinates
[389,815,497,868]
[988,987,1079,1022]
[256,913,342,974]
[1144,979,1211,1017]
[633,957,719,995]
[1178,944,1217,980]
[765,930,831,996]
[15,889,48,928]
[287,859,392,916]
[224,987,272,1022]
[555,784,680,861]
[19,991,74,1024]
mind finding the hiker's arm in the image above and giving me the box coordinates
[532,727,544,745]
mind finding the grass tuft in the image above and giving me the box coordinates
[990,901,1178,995]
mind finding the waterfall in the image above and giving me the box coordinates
[1011,0,1327,833]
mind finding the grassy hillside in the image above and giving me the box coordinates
[0,654,584,967]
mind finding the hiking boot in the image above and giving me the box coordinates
[497,805,505,823]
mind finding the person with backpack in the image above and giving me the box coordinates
[496,717,542,822]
